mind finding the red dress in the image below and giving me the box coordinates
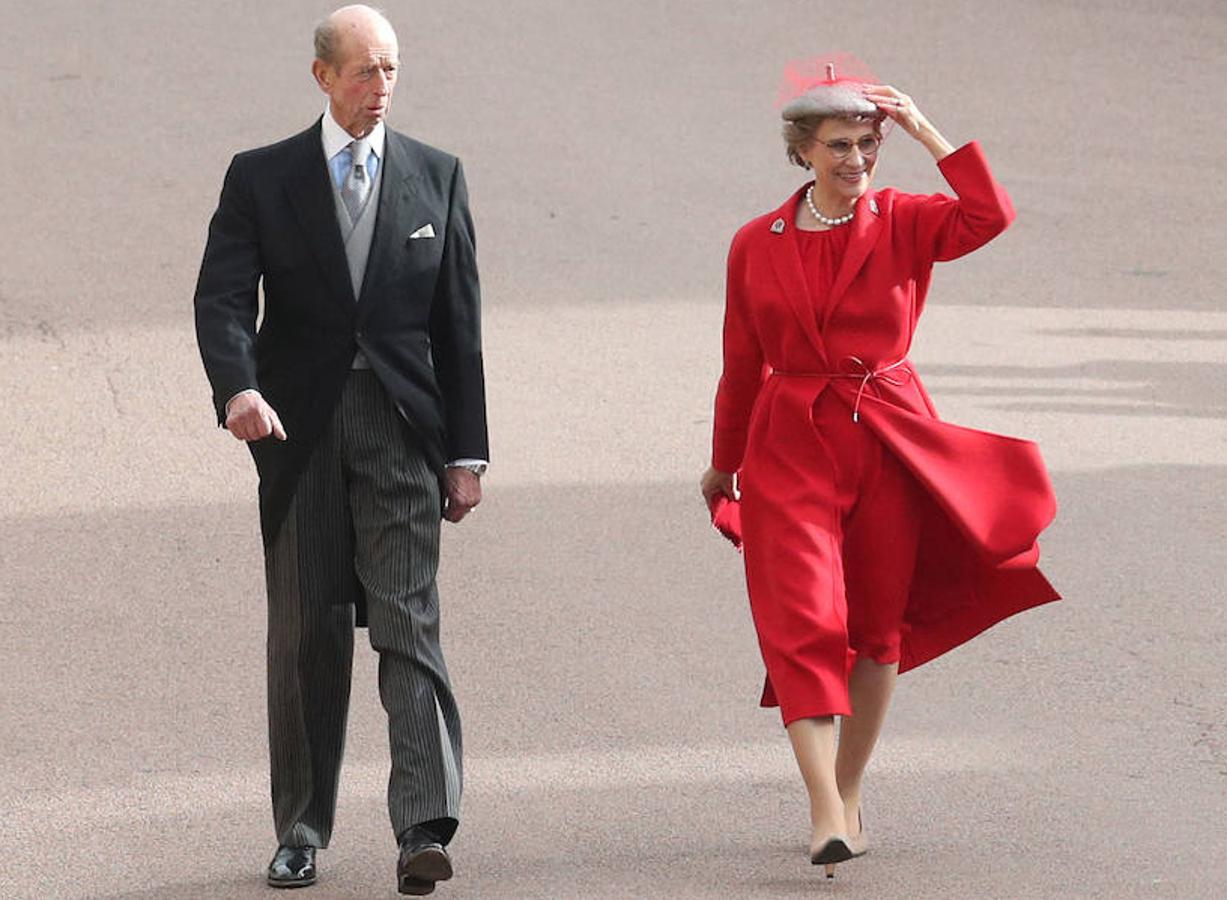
[712,142,1059,724]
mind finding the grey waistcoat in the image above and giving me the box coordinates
[330,155,385,368]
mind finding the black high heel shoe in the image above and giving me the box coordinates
[811,835,855,877]
[811,810,868,878]
[847,807,868,857]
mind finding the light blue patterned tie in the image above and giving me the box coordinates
[340,139,371,223]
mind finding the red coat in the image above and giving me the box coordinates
[712,142,1058,684]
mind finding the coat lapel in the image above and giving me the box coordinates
[821,191,884,331]
[285,120,355,306]
[356,131,423,312]
[765,185,826,360]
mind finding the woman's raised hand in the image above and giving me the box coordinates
[862,84,954,161]
[862,84,924,136]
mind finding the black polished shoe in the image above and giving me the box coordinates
[397,826,453,896]
[267,845,316,888]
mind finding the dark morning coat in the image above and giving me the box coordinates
[194,120,488,547]
[712,142,1059,701]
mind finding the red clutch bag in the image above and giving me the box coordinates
[707,494,743,551]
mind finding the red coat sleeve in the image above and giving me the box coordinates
[906,141,1015,265]
[711,228,765,473]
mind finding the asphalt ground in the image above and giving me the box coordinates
[2,2,1225,898]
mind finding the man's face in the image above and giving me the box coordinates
[313,18,399,138]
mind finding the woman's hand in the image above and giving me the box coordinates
[862,84,955,161]
[700,466,736,506]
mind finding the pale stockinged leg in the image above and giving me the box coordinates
[786,717,854,876]
[836,658,899,853]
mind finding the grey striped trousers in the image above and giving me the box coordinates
[263,370,462,849]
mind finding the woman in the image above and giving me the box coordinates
[700,60,1059,876]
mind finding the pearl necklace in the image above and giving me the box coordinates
[805,185,854,227]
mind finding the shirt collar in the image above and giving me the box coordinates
[320,104,386,162]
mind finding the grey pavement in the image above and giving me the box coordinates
[2,2,1225,898]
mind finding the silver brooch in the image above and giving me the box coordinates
[770,217,786,234]
[868,198,880,215]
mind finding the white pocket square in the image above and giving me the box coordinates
[408,223,436,240]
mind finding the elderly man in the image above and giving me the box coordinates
[194,5,487,894]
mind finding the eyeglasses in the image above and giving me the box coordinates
[821,136,882,160]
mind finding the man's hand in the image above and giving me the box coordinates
[443,467,482,523]
[224,390,287,442]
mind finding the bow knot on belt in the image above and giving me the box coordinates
[770,357,913,423]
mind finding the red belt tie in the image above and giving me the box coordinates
[771,357,913,423]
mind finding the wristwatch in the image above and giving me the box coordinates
[451,462,487,477]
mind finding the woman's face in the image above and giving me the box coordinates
[802,118,882,206]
